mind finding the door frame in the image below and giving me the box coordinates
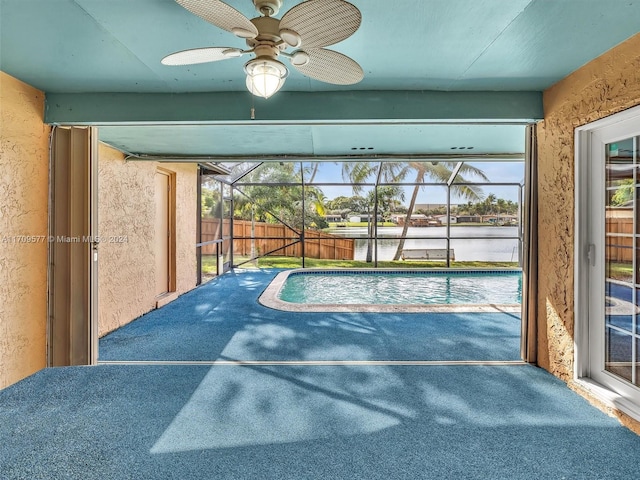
[48,126,99,366]
[521,124,538,363]
[575,104,640,421]
[156,167,177,296]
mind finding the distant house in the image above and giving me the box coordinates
[396,214,440,227]
[456,215,482,223]
[349,214,383,223]
[391,213,422,224]
[324,214,343,223]
[482,215,519,225]
[414,203,463,212]
[394,215,406,225]
[434,215,457,224]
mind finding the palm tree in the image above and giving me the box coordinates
[341,161,409,194]
[307,188,327,216]
[496,198,507,223]
[392,162,488,260]
[465,201,474,215]
[367,186,405,222]
[342,162,409,262]
[307,161,335,184]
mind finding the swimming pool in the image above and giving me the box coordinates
[259,269,522,313]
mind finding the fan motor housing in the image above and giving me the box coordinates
[247,17,285,49]
[253,0,283,16]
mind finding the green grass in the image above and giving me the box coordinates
[608,262,633,281]
[325,222,517,229]
[203,254,519,272]
[233,256,519,269]
[201,255,220,275]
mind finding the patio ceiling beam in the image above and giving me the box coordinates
[45,91,542,124]
[125,153,524,162]
[124,154,231,174]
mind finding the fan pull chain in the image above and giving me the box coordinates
[250,93,256,120]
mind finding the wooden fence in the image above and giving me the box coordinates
[606,215,633,263]
[201,218,354,260]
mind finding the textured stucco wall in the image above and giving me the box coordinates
[0,72,50,388]
[537,33,640,433]
[98,145,197,336]
[173,164,198,295]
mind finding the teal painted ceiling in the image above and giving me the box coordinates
[100,123,527,156]
[1,0,639,157]
[2,0,640,93]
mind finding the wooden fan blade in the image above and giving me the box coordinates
[291,48,363,85]
[176,0,258,38]
[279,0,361,48]
[161,47,242,66]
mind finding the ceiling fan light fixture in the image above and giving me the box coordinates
[168,0,364,97]
[244,57,288,98]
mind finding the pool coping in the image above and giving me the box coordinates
[258,268,522,313]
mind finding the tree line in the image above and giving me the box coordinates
[201,161,521,261]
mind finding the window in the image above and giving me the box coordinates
[576,105,640,420]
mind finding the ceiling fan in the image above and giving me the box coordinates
[162,0,364,98]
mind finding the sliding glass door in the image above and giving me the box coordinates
[588,115,640,398]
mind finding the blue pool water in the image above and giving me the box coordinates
[278,270,522,305]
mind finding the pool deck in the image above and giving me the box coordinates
[259,268,522,313]
[99,269,523,363]
[3,269,640,479]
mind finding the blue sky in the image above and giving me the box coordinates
[308,162,524,204]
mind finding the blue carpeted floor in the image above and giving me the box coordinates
[1,364,640,479]
[99,269,522,362]
[3,269,640,479]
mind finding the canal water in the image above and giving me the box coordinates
[325,226,520,262]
